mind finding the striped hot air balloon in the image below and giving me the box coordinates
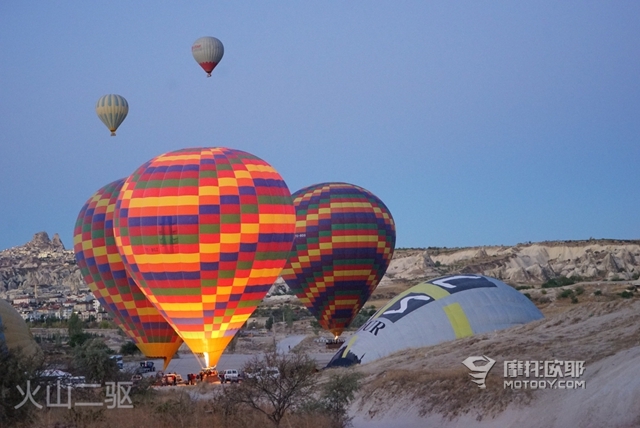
[95,94,129,136]
[74,179,183,369]
[191,37,224,77]
[281,182,396,339]
[113,147,295,368]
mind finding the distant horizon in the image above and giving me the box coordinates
[4,230,640,253]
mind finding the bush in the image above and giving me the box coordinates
[594,290,602,296]
[72,339,120,385]
[302,371,363,428]
[221,350,319,426]
[120,341,141,356]
[537,296,551,304]
[619,291,634,299]
[575,286,585,296]
[0,347,43,427]
[558,289,574,299]
[542,276,582,289]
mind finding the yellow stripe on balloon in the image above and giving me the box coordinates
[252,267,291,277]
[126,195,200,208]
[218,177,238,187]
[331,235,380,243]
[199,243,221,253]
[244,164,278,173]
[241,223,260,234]
[198,186,220,196]
[442,303,473,338]
[135,253,201,265]
[156,154,204,162]
[162,303,204,312]
[92,246,107,257]
[107,254,122,264]
[233,170,252,179]
[260,213,296,224]
[330,202,374,209]
[220,234,241,244]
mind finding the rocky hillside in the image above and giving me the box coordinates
[381,239,640,287]
[2,233,639,299]
[0,232,83,297]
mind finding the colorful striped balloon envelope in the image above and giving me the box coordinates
[113,147,295,368]
[281,182,396,338]
[73,179,183,369]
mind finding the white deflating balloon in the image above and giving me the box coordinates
[327,274,544,367]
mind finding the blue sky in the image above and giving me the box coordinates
[1,2,639,250]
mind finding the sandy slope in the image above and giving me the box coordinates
[348,299,640,428]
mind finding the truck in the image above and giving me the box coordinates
[110,354,124,370]
[220,369,243,383]
[138,361,155,373]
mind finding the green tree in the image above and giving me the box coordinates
[0,346,43,426]
[68,312,91,346]
[72,339,119,385]
[120,341,141,356]
[284,305,294,330]
[306,371,363,428]
[265,316,274,331]
[222,350,318,426]
[68,312,83,336]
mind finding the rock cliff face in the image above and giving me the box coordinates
[382,240,640,286]
[0,232,83,296]
[2,233,639,299]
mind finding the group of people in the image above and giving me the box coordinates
[153,367,221,387]
[160,372,179,386]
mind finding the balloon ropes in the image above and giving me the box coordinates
[281,182,396,339]
[73,179,183,369]
[95,94,128,136]
[192,36,224,77]
[113,147,295,368]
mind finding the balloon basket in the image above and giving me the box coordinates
[326,338,345,350]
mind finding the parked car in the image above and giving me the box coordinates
[110,355,124,370]
[246,367,280,381]
[138,361,155,373]
[220,369,244,383]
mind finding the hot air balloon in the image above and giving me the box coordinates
[327,275,544,367]
[0,299,40,358]
[191,36,224,77]
[113,147,295,368]
[73,179,183,369]
[281,182,396,339]
[95,94,129,136]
